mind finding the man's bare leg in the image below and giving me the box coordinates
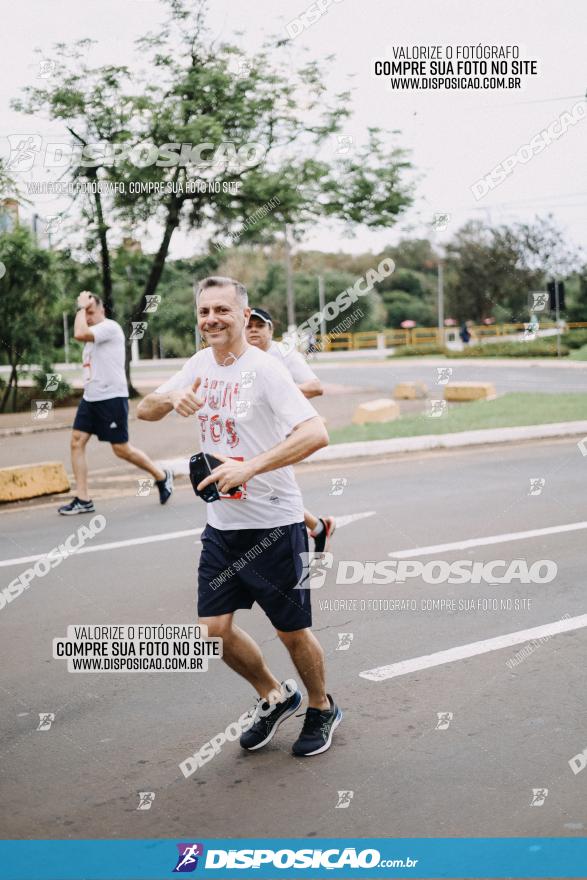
[111,442,165,481]
[277,627,329,710]
[200,614,282,702]
[70,430,92,501]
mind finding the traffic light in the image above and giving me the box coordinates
[547,281,565,312]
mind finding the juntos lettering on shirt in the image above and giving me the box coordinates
[197,378,240,448]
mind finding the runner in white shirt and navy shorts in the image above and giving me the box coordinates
[58,291,174,515]
[73,317,130,444]
[138,276,342,757]
[156,344,314,629]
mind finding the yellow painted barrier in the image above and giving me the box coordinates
[352,399,400,425]
[298,321,570,354]
[0,462,70,503]
[393,382,428,400]
[444,382,497,402]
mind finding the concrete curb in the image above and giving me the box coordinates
[158,421,587,476]
[315,357,587,370]
[0,422,73,438]
[308,420,587,462]
[0,414,138,438]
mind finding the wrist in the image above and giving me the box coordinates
[246,457,262,480]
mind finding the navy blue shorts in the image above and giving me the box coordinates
[73,397,129,443]
[198,523,311,632]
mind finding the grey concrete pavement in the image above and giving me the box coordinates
[1,438,586,841]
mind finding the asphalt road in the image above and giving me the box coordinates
[114,354,587,394]
[0,438,586,843]
[312,358,587,395]
[2,358,585,476]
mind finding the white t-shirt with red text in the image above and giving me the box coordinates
[82,318,128,402]
[155,345,318,530]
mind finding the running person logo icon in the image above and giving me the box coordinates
[530,788,548,806]
[173,843,204,872]
[37,713,55,731]
[335,790,354,808]
[136,791,155,810]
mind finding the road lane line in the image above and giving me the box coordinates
[388,521,587,558]
[332,511,376,528]
[359,613,587,681]
[0,528,205,568]
[0,511,375,568]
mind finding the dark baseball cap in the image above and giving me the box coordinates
[249,307,273,326]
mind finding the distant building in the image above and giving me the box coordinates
[0,198,19,233]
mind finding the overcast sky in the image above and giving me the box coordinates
[1,0,585,258]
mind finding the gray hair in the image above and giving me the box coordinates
[194,275,248,308]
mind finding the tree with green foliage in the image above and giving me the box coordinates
[443,218,580,324]
[380,290,436,327]
[13,0,412,393]
[564,267,587,322]
[0,227,62,411]
[373,247,437,327]
[383,238,438,275]
[245,261,386,334]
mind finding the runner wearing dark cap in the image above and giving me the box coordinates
[245,307,336,553]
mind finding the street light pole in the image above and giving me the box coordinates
[437,259,444,345]
[554,277,561,359]
[193,280,201,352]
[318,275,326,338]
[284,223,295,332]
[63,312,70,364]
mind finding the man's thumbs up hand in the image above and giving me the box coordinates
[170,376,205,417]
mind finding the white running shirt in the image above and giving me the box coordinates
[155,345,318,530]
[82,318,128,401]
[267,341,318,384]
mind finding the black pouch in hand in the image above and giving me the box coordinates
[189,452,241,503]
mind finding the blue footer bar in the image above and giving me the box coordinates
[1,838,586,879]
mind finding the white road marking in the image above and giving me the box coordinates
[334,511,376,528]
[0,511,375,569]
[388,520,587,559]
[360,613,587,681]
[0,528,205,568]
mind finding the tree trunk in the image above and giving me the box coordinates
[125,199,182,398]
[87,169,114,317]
[0,362,16,413]
[124,336,134,395]
[11,367,18,413]
[66,130,114,317]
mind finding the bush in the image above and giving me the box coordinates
[33,361,74,401]
[451,340,569,358]
[561,329,587,349]
[389,344,450,357]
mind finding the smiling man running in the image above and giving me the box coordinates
[137,276,342,757]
